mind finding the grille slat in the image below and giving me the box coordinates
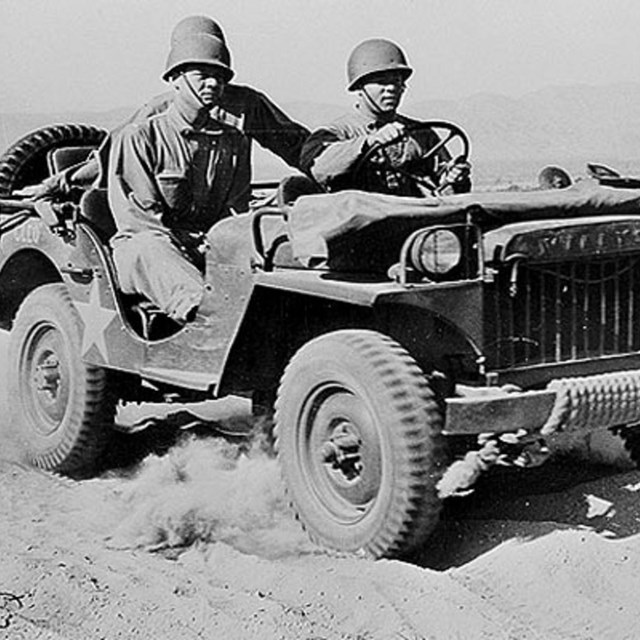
[486,257,640,369]
[614,258,621,354]
[571,262,577,360]
[627,271,634,351]
[599,262,605,356]
[540,271,547,362]
[555,270,562,362]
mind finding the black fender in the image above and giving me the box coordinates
[216,274,483,397]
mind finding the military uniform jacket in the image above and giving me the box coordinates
[300,106,450,197]
[108,86,309,239]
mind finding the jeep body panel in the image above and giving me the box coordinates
[0,212,241,393]
[7,194,640,412]
[0,215,150,376]
[5,174,640,436]
[253,269,484,346]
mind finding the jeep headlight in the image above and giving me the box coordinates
[409,228,462,277]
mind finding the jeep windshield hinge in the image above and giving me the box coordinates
[505,253,526,297]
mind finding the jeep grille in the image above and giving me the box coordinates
[485,256,640,368]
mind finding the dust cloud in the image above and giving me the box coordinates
[0,330,25,466]
[0,327,315,560]
[105,432,317,559]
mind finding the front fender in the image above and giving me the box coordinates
[216,271,485,395]
[253,269,484,352]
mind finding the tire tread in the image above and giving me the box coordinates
[274,329,447,559]
[8,284,115,476]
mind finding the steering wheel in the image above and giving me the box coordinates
[354,120,471,196]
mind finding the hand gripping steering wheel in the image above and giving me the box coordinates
[354,120,471,196]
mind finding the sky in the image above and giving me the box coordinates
[0,0,639,114]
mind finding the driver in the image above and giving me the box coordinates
[300,38,471,196]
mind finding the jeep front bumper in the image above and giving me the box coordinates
[444,368,640,436]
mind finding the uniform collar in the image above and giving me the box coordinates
[168,102,222,138]
[353,102,398,129]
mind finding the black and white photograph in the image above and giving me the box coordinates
[2,0,640,637]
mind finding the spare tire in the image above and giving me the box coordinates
[0,123,107,196]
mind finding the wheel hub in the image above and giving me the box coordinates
[320,420,362,480]
[22,325,70,435]
[300,387,382,519]
[34,353,61,398]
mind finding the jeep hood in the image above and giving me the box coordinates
[287,182,640,264]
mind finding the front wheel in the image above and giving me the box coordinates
[274,329,447,558]
[8,284,116,475]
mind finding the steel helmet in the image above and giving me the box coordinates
[171,15,226,44]
[163,33,234,82]
[538,165,572,190]
[347,38,413,91]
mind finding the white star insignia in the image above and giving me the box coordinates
[73,278,116,363]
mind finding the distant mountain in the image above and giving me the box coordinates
[408,82,640,161]
[405,83,640,186]
[286,83,640,186]
[2,83,639,187]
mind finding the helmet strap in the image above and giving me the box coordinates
[184,73,208,110]
[360,86,397,121]
[173,71,216,122]
[361,86,384,116]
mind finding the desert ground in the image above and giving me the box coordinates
[2,329,640,640]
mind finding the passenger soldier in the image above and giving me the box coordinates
[300,38,471,196]
[106,21,308,323]
[19,16,309,201]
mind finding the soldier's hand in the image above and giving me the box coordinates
[366,122,406,147]
[439,158,472,194]
[13,174,67,200]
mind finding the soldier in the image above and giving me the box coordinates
[19,15,309,199]
[300,38,471,196]
[107,28,306,323]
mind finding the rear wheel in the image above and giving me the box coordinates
[274,329,447,558]
[8,284,116,475]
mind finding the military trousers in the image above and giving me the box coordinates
[111,230,204,323]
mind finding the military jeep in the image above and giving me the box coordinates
[1,122,640,560]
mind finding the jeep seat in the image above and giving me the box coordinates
[276,174,324,208]
[268,175,324,269]
[79,188,117,241]
[47,146,95,175]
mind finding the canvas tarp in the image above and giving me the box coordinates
[286,183,640,263]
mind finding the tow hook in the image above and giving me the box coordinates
[436,429,550,499]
